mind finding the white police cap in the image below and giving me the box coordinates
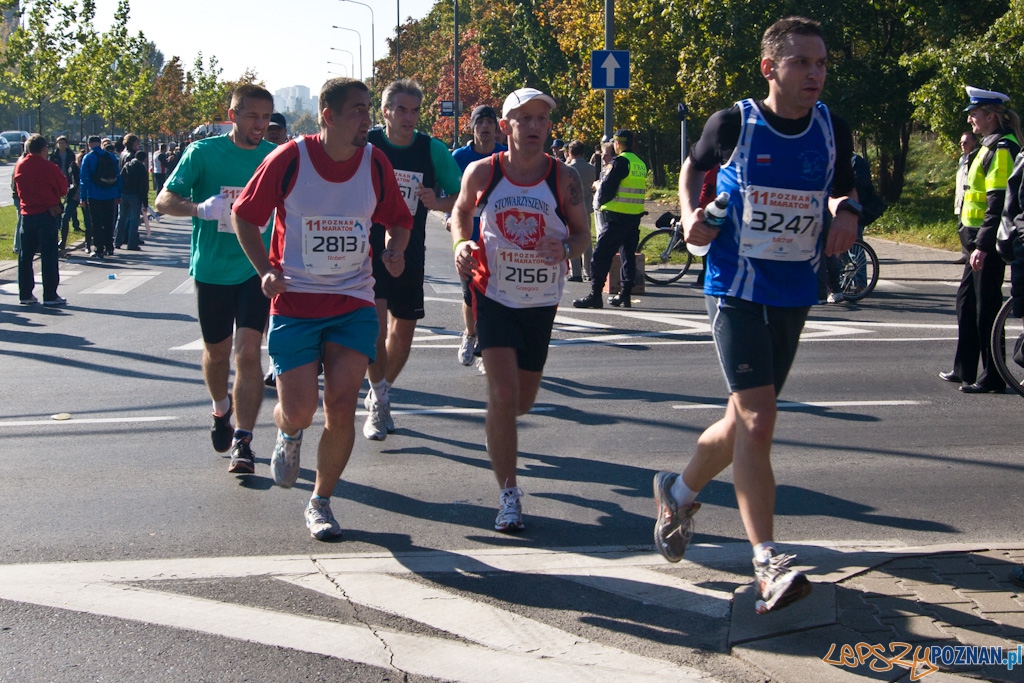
[965,86,1010,111]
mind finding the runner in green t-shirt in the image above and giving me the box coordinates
[155,84,277,475]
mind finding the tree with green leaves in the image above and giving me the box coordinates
[190,53,229,123]
[0,0,77,134]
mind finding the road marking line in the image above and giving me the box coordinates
[0,551,717,683]
[0,416,179,427]
[674,400,926,411]
[356,406,555,418]
[555,566,732,619]
[170,278,194,295]
[283,571,708,680]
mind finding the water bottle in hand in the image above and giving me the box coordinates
[689,191,729,257]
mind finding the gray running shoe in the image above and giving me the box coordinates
[494,486,525,533]
[753,551,812,614]
[227,437,255,474]
[384,400,395,433]
[362,398,387,441]
[305,497,343,541]
[458,332,476,366]
[271,429,302,488]
[653,471,700,562]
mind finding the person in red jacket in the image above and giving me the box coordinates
[15,134,68,307]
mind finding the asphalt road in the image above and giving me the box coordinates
[0,212,1020,682]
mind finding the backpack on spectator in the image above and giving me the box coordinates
[94,151,118,188]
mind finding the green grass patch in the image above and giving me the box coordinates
[867,133,960,251]
[0,204,15,255]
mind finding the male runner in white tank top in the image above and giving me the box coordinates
[450,88,591,532]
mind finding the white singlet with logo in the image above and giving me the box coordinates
[275,139,377,303]
[478,159,567,309]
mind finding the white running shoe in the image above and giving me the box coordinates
[363,398,388,441]
[458,332,476,366]
[826,291,845,304]
[753,551,812,614]
[271,429,302,488]
[494,486,525,532]
[305,497,342,541]
[475,357,486,375]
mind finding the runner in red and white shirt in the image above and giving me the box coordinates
[233,78,412,541]
[450,88,590,533]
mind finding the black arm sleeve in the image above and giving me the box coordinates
[689,106,741,172]
[596,156,631,206]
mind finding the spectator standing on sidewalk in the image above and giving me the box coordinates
[650,16,859,614]
[15,134,68,307]
[565,140,595,282]
[940,87,1021,394]
[79,135,123,259]
[955,132,979,265]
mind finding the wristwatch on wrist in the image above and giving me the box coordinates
[562,239,571,259]
[836,198,863,218]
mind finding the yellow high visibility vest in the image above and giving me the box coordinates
[600,152,647,215]
[961,132,1018,228]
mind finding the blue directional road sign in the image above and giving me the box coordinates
[591,50,630,90]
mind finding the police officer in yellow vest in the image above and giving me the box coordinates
[941,86,1022,392]
[574,129,647,308]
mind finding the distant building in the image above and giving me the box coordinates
[274,85,316,116]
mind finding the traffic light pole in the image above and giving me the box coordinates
[603,0,613,142]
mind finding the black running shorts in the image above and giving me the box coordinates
[706,295,809,395]
[474,293,557,373]
[195,275,271,345]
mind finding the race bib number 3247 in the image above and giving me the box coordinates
[739,185,824,261]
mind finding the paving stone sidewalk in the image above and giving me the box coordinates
[730,545,1024,682]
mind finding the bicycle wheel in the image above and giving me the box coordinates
[990,297,1024,397]
[837,240,879,301]
[639,229,693,284]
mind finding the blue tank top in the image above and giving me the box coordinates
[708,99,836,307]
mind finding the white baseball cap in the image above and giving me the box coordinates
[502,88,557,119]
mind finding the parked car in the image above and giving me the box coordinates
[0,135,10,159]
[1,130,31,156]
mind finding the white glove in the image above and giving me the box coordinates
[196,193,228,221]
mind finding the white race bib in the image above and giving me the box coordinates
[495,248,560,305]
[394,170,424,215]
[217,186,270,235]
[738,185,824,261]
[301,216,369,275]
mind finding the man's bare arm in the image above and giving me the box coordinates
[154,188,196,217]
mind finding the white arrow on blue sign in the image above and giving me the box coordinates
[591,50,630,90]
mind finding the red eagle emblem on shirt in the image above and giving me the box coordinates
[496,210,546,249]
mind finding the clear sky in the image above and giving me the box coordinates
[92,0,439,95]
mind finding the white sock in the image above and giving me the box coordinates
[670,475,699,508]
[212,396,230,416]
[753,542,777,563]
[370,379,388,404]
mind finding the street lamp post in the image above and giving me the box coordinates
[396,0,401,76]
[337,0,375,87]
[328,48,356,80]
[326,61,349,77]
[331,27,364,82]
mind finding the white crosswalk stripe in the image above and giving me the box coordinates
[0,547,722,683]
